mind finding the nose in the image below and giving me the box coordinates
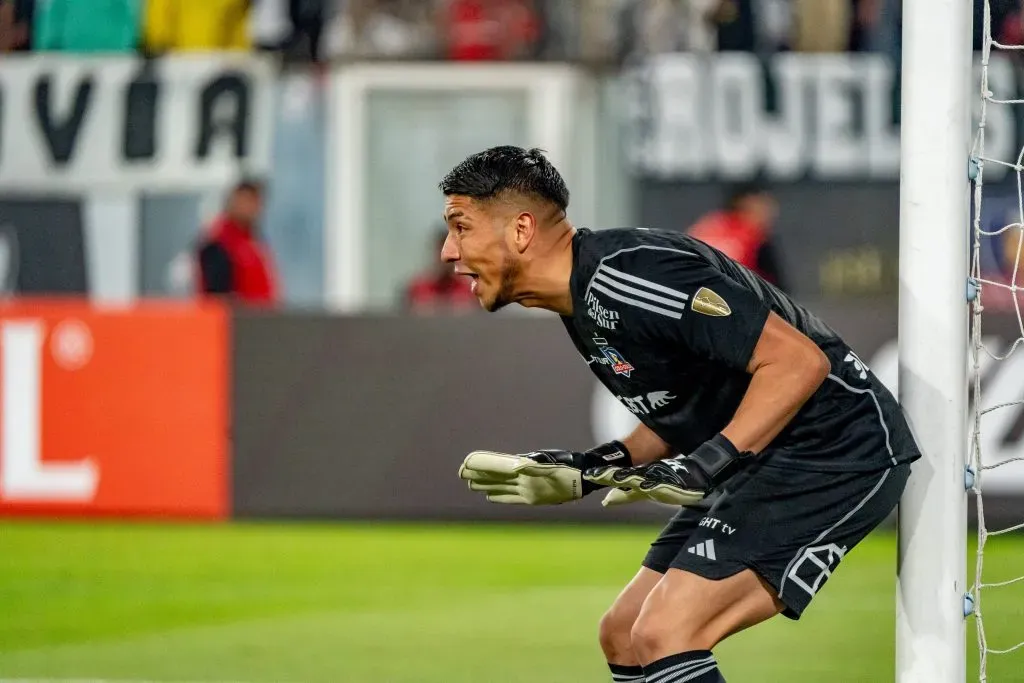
[440,232,460,263]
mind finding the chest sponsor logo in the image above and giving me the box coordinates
[585,290,620,330]
[617,391,676,415]
[691,287,731,317]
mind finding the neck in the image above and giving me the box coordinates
[226,214,251,230]
[512,222,577,316]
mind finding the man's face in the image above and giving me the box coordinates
[739,193,778,229]
[441,195,521,311]
[231,189,263,226]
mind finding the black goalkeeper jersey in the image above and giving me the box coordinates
[562,228,920,472]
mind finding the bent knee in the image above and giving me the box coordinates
[630,613,666,660]
[599,605,638,661]
[630,608,708,661]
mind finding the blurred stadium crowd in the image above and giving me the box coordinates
[0,0,930,62]
[4,0,1024,61]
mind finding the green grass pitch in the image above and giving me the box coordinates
[0,521,1021,682]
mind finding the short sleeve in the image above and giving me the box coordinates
[197,242,233,294]
[587,248,771,371]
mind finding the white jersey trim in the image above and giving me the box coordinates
[584,245,699,319]
[825,373,896,465]
[590,281,683,319]
[593,268,688,310]
[777,467,892,600]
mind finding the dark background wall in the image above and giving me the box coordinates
[231,310,1024,527]
[0,199,88,294]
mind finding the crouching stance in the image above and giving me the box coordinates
[445,146,917,681]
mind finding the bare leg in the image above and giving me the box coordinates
[630,568,784,681]
[599,567,664,667]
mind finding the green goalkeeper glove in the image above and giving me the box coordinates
[458,441,631,505]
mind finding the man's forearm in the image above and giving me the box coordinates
[721,356,828,454]
[621,422,674,465]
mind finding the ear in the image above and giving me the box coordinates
[511,212,537,255]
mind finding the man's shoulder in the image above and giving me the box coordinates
[577,229,718,292]
[577,227,709,269]
[575,228,714,326]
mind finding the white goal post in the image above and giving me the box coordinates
[895,0,973,681]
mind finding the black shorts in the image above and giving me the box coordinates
[642,456,911,619]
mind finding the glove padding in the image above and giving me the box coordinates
[585,434,751,507]
[598,486,650,507]
[458,442,630,505]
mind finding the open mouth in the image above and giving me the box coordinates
[455,269,480,293]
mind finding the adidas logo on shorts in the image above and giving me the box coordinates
[686,539,716,560]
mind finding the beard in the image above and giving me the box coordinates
[486,250,521,312]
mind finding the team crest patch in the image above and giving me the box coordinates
[600,346,634,377]
[692,287,731,317]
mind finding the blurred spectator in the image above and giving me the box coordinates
[757,0,793,52]
[437,0,541,61]
[33,0,142,52]
[848,0,875,51]
[619,0,719,59]
[617,0,791,58]
[250,0,294,52]
[284,0,330,61]
[791,0,849,51]
[850,0,900,58]
[713,0,757,51]
[144,0,250,52]
[977,198,1024,311]
[251,0,332,62]
[324,0,431,60]
[687,181,788,290]
[997,228,1023,282]
[572,0,621,62]
[404,230,478,314]
[976,0,1022,50]
[196,180,280,306]
[991,0,1024,57]
[0,0,33,51]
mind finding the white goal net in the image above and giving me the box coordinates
[969,2,1024,680]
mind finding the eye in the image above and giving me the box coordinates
[456,223,467,235]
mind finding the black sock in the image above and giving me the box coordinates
[608,662,645,682]
[642,650,724,682]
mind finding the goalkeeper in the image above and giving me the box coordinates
[442,146,921,683]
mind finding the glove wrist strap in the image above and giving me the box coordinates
[582,440,633,470]
[580,441,632,495]
[689,434,745,483]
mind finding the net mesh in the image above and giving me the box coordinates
[969,2,1024,679]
